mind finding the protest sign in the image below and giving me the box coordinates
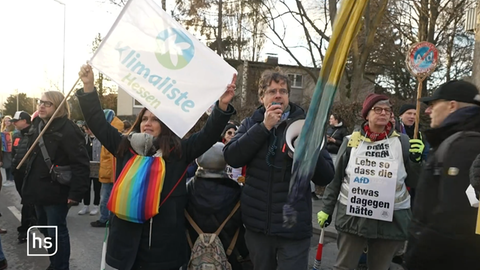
[90,0,237,137]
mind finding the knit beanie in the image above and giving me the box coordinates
[398,104,416,116]
[104,109,115,123]
[361,93,390,119]
[221,124,237,138]
[196,142,227,172]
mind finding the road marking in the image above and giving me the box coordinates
[8,205,21,221]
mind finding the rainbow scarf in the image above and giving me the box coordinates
[1,132,13,152]
[107,153,166,223]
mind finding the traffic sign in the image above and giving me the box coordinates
[406,42,438,77]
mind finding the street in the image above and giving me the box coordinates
[1,183,404,270]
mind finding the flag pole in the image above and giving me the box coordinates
[16,77,82,170]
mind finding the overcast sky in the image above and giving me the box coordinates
[0,0,310,109]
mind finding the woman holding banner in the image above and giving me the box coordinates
[317,93,423,269]
[77,64,236,270]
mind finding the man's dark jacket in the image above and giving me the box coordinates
[12,125,30,172]
[22,116,90,205]
[405,106,480,270]
[224,103,335,240]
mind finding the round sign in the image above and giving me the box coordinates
[406,41,438,77]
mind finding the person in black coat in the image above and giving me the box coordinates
[223,69,334,270]
[77,64,236,270]
[23,91,90,270]
[186,142,249,270]
[326,113,348,165]
[404,80,480,270]
[10,111,36,243]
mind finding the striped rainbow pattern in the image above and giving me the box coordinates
[1,132,13,152]
[107,155,166,223]
[284,0,369,228]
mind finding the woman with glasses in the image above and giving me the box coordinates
[317,93,423,270]
[221,124,243,182]
[22,91,90,270]
[76,64,236,270]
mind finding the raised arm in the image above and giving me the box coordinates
[184,75,237,162]
[76,65,123,156]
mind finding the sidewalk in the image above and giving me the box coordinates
[312,198,338,239]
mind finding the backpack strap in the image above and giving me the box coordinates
[184,210,204,236]
[398,133,410,166]
[38,123,54,172]
[434,131,480,174]
[226,228,240,256]
[215,201,241,235]
[186,230,194,249]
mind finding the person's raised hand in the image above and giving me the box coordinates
[78,64,95,93]
[263,103,283,130]
[218,74,237,111]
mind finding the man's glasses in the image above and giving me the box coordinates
[37,100,54,108]
[371,107,392,115]
[265,88,288,96]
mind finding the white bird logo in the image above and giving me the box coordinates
[156,32,191,67]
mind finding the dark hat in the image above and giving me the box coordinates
[10,111,31,124]
[419,80,480,105]
[398,104,416,116]
[361,93,390,119]
[221,123,237,138]
[197,142,227,171]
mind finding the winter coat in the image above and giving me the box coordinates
[22,116,90,205]
[321,126,420,240]
[326,124,348,154]
[405,106,480,269]
[186,175,248,270]
[99,116,124,184]
[11,126,30,172]
[471,153,480,196]
[224,103,335,240]
[76,88,235,270]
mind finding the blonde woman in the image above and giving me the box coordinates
[1,115,14,187]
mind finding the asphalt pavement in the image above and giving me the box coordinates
[0,184,403,270]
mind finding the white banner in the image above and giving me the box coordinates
[346,156,397,222]
[90,0,237,137]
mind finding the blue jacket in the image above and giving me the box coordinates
[224,103,334,240]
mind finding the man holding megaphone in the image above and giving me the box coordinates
[224,68,334,270]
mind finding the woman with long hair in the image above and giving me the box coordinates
[1,115,15,187]
[77,64,236,270]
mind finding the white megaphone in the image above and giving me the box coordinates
[284,118,326,158]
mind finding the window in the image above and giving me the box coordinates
[288,74,303,88]
[133,99,144,108]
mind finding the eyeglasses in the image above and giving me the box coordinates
[265,88,288,96]
[371,107,392,115]
[226,131,234,136]
[37,99,54,108]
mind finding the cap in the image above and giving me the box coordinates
[419,80,480,105]
[10,111,31,123]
